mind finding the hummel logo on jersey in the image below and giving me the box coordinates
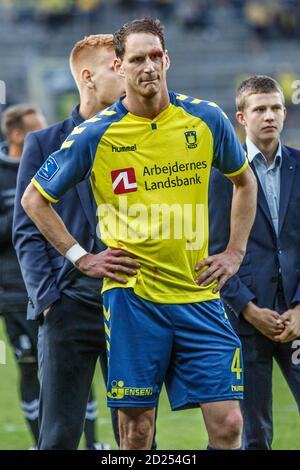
[111,168,137,194]
[38,156,59,181]
[112,144,137,152]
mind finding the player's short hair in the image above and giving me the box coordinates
[236,75,285,111]
[1,103,39,137]
[69,34,114,86]
[113,17,165,60]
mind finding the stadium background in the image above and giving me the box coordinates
[0,0,300,449]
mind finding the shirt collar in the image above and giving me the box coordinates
[71,104,85,127]
[246,137,282,167]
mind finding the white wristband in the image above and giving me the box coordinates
[65,243,88,265]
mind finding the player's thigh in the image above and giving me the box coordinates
[166,299,243,410]
[103,288,173,408]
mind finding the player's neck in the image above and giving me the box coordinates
[123,88,170,120]
[79,96,107,120]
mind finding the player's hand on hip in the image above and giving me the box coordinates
[195,248,244,293]
[75,248,140,283]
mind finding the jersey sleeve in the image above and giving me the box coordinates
[31,124,97,202]
[211,105,248,177]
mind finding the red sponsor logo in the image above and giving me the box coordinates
[111,167,137,194]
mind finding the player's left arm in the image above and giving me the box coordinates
[196,105,257,292]
[196,166,257,292]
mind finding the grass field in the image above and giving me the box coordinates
[0,318,299,450]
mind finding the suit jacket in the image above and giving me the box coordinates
[208,144,300,335]
[13,106,100,320]
[0,144,27,311]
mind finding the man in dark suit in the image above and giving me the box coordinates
[0,104,46,448]
[209,75,300,449]
[13,34,125,450]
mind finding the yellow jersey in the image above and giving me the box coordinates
[32,92,248,304]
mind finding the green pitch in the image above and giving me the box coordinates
[0,318,299,450]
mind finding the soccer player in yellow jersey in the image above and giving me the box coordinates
[22,18,257,450]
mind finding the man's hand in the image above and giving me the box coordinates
[195,248,244,293]
[242,301,285,340]
[273,304,300,343]
[75,248,140,283]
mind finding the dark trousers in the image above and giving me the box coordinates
[37,294,118,450]
[2,311,40,445]
[241,332,300,449]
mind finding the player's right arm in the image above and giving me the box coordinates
[22,126,140,283]
[22,184,139,282]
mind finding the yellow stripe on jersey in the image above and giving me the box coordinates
[31,178,59,203]
[61,139,75,149]
[176,94,188,101]
[191,98,202,104]
[71,126,86,135]
[103,306,111,321]
[101,110,117,116]
[224,158,248,177]
[85,116,102,123]
[105,323,110,338]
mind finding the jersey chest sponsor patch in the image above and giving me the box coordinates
[111,167,137,194]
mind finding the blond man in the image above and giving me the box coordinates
[13,35,124,450]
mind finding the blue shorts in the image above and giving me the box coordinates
[103,288,243,410]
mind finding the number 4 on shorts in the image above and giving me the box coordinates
[231,347,242,380]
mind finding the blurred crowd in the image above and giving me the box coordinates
[245,1,300,41]
[0,0,299,40]
[178,0,300,41]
